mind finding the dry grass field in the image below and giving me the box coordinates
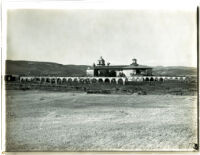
[6,90,197,151]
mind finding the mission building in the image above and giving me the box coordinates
[86,57,152,77]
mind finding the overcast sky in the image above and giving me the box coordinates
[7,9,197,67]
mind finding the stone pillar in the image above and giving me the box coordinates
[123,79,125,85]
[43,78,46,84]
[77,78,80,83]
[116,80,118,84]
[55,78,58,85]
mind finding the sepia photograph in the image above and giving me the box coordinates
[2,0,198,152]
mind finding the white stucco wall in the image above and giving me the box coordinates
[116,71,120,77]
[123,70,136,77]
[86,69,94,77]
[116,70,136,77]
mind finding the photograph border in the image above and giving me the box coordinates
[1,0,199,154]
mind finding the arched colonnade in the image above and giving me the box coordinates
[19,77,127,85]
[19,76,187,85]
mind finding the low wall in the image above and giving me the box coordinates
[18,76,192,86]
[5,80,197,96]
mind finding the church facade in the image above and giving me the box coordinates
[86,57,153,77]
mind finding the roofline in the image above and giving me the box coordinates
[88,65,152,70]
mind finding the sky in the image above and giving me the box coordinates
[7,8,197,67]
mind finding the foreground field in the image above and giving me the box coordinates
[6,90,197,151]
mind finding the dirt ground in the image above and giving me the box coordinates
[6,90,198,151]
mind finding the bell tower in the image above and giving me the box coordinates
[131,58,138,66]
[97,56,105,66]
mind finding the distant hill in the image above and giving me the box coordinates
[152,66,197,76]
[6,60,89,77]
[5,60,197,77]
